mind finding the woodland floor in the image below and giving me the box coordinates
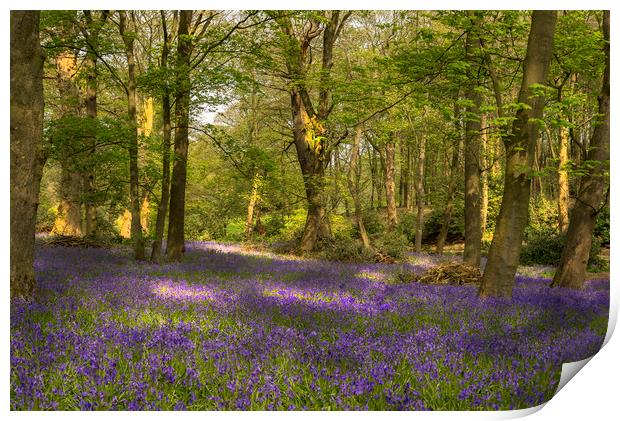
[10,241,609,410]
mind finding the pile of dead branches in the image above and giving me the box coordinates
[416,263,481,285]
[44,235,111,248]
[373,250,397,264]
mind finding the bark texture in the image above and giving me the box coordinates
[275,11,350,252]
[551,11,609,289]
[463,18,483,267]
[479,11,557,298]
[558,125,570,234]
[166,10,192,260]
[10,10,45,299]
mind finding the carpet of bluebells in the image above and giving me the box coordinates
[11,241,609,410]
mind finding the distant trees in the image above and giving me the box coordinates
[10,10,45,299]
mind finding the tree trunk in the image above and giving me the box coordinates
[52,52,83,236]
[10,10,45,299]
[245,172,261,240]
[151,11,172,262]
[481,113,489,236]
[463,20,483,268]
[120,11,145,260]
[166,10,192,261]
[348,125,371,249]
[291,91,332,252]
[479,11,557,299]
[53,167,83,236]
[415,136,426,253]
[81,11,107,237]
[557,125,570,234]
[551,11,609,289]
[436,136,461,254]
[385,137,398,229]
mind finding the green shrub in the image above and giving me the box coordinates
[423,205,464,244]
[396,212,417,244]
[519,228,606,270]
[594,205,610,246]
[224,218,246,242]
[524,198,559,241]
[374,231,408,260]
[360,210,386,235]
[321,238,374,263]
[331,214,355,241]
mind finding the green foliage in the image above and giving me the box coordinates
[594,206,610,246]
[519,228,605,271]
[424,205,465,244]
[360,211,386,236]
[320,239,374,263]
[373,231,408,260]
[396,212,417,244]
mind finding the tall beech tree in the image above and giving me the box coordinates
[551,11,609,289]
[10,10,45,299]
[479,11,558,298]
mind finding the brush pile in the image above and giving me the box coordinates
[44,235,112,248]
[416,263,481,285]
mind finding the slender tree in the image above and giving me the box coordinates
[479,11,557,298]
[151,11,175,262]
[384,134,398,229]
[462,13,483,268]
[119,10,146,260]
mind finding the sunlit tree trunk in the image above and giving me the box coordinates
[479,11,557,299]
[551,11,609,289]
[481,113,489,236]
[166,10,192,261]
[558,125,570,234]
[385,136,398,230]
[52,52,83,236]
[119,11,146,260]
[53,169,83,236]
[10,10,45,299]
[245,172,261,240]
